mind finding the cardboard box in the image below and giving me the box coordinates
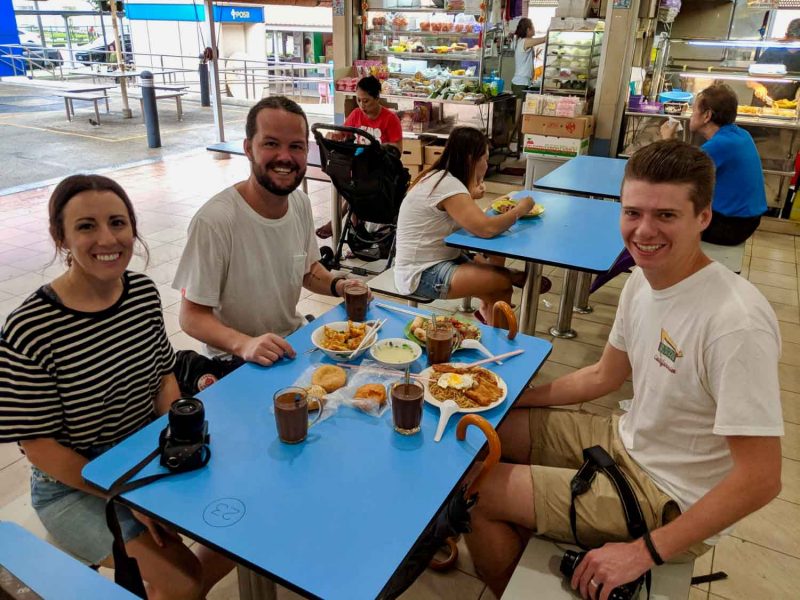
[522,115,594,139]
[423,143,445,165]
[522,134,589,158]
[401,138,425,166]
[405,164,422,178]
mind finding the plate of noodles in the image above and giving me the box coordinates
[420,363,507,413]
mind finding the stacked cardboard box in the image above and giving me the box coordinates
[401,138,426,177]
[522,135,589,158]
[521,115,594,139]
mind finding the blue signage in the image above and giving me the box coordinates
[125,4,263,23]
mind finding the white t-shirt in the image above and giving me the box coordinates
[512,38,535,86]
[393,171,468,295]
[609,262,783,540]
[172,186,320,357]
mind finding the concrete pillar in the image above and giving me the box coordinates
[332,1,353,125]
[591,0,641,157]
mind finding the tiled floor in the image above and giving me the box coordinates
[0,151,799,599]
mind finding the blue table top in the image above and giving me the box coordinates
[0,522,137,599]
[534,155,627,199]
[83,300,551,600]
[447,191,624,273]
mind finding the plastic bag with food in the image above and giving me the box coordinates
[290,364,347,423]
[327,360,399,418]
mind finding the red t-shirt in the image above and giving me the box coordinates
[344,107,402,145]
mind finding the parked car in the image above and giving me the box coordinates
[19,44,62,70]
[75,35,133,66]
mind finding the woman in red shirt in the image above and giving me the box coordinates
[316,76,403,238]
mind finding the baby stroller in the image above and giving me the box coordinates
[311,123,411,275]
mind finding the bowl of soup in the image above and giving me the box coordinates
[369,338,422,369]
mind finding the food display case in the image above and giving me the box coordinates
[541,29,603,111]
[621,37,800,212]
[337,0,515,144]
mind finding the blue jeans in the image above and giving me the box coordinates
[414,256,468,299]
[30,443,147,565]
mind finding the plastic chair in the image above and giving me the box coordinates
[317,82,330,103]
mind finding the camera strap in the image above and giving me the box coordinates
[104,435,211,598]
[569,445,652,598]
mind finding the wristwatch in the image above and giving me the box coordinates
[330,276,346,297]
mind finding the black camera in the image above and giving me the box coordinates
[159,397,210,472]
[560,550,644,600]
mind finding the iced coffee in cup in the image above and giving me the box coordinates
[273,386,322,444]
[425,319,458,365]
[391,380,424,435]
[343,280,369,322]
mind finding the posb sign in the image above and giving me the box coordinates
[217,6,263,23]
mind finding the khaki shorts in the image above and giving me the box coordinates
[528,408,709,560]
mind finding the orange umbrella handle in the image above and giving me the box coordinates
[429,538,459,571]
[492,301,518,340]
[457,415,501,497]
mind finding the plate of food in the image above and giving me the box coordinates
[311,320,378,361]
[489,196,545,218]
[420,362,507,413]
[404,315,481,346]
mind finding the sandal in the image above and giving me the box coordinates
[315,222,333,239]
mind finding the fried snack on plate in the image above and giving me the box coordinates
[312,365,347,393]
[428,365,502,409]
[320,321,367,351]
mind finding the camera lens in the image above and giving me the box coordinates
[559,550,584,579]
[169,397,205,443]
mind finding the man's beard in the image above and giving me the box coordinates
[252,159,306,196]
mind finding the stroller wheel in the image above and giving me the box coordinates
[319,246,335,270]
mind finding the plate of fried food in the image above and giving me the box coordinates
[420,362,507,413]
[311,320,379,361]
[489,195,545,219]
[404,315,481,347]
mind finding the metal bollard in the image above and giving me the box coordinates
[199,62,210,107]
[140,71,161,149]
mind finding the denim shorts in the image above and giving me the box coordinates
[415,256,467,300]
[30,444,147,565]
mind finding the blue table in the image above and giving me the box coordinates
[0,521,137,599]
[83,300,551,600]
[446,191,624,338]
[533,155,627,200]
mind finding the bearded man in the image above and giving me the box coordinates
[173,97,357,366]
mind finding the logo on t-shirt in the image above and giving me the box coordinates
[355,126,382,145]
[654,328,683,373]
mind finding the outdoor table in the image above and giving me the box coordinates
[206,139,342,245]
[91,68,183,85]
[445,191,624,338]
[0,521,137,599]
[82,299,552,600]
[532,156,628,320]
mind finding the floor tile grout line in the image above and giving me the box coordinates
[727,534,800,561]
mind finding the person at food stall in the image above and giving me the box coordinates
[747,18,800,107]
[511,18,547,156]
[0,174,235,599]
[173,96,362,368]
[464,140,783,598]
[393,126,551,326]
[661,84,767,245]
[316,75,403,239]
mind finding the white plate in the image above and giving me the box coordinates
[419,363,508,414]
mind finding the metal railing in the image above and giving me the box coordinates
[0,45,334,101]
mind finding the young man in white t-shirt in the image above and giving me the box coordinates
[173,97,360,367]
[465,140,783,599]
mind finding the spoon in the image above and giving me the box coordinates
[459,339,502,364]
[433,399,460,443]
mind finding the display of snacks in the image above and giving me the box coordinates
[762,107,797,119]
[737,105,760,115]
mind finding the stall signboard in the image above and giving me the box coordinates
[612,0,631,8]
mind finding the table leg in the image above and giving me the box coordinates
[573,272,593,314]
[550,269,579,339]
[330,188,342,249]
[459,297,475,313]
[518,262,543,336]
[64,98,72,122]
[302,179,308,194]
[237,566,277,600]
[524,157,535,190]
[93,101,100,125]
[104,93,110,113]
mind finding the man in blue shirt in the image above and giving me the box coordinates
[662,84,767,245]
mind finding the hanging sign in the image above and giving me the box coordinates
[613,0,632,7]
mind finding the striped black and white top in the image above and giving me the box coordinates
[0,272,176,451]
